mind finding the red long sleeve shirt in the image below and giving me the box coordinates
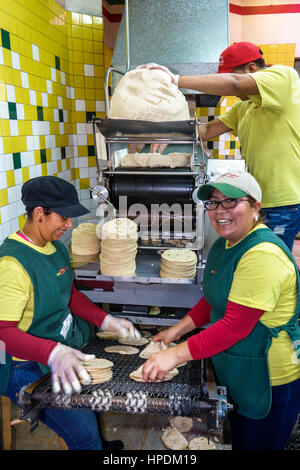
[0,283,108,365]
[187,296,264,359]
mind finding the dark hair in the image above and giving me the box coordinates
[247,196,265,225]
[233,49,265,72]
[26,207,52,220]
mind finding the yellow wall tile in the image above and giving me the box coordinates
[41,163,48,176]
[0,189,9,208]
[80,178,90,189]
[21,167,30,183]
[18,213,26,228]
[0,119,10,137]
[6,170,15,187]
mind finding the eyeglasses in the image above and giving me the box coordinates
[204,198,251,211]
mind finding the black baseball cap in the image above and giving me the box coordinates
[21,176,89,218]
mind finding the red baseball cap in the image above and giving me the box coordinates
[218,42,263,73]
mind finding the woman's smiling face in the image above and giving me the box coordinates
[208,188,261,246]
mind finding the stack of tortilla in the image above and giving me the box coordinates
[99,218,138,276]
[71,223,101,256]
[81,358,113,385]
[160,249,197,279]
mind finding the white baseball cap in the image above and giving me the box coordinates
[197,171,262,202]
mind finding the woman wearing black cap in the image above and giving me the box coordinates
[0,176,140,450]
[142,171,300,450]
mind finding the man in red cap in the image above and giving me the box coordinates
[139,42,300,251]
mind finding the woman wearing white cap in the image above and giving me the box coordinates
[142,171,300,450]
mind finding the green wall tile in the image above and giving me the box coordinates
[13,152,21,169]
[37,106,44,121]
[8,102,17,120]
[1,29,11,50]
[88,145,95,156]
[40,149,46,164]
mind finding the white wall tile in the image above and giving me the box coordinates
[0,101,9,119]
[61,71,66,85]
[46,80,53,94]
[75,100,86,112]
[84,64,94,76]
[58,96,63,108]
[29,90,37,106]
[96,101,105,112]
[42,93,48,107]
[0,47,3,65]
[32,44,40,61]
[0,205,10,224]
[77,123,87,134]
[51,68,56,82]
[6,85,16,102]
[16,103,25,120]
[11,51,20,70]
[9,120,19,136]
[14,168,22,185]
[21,72,29,89]
[1,222,12,239]
[0,171,7,189]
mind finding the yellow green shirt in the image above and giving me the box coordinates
[219,65,300,208]
[228,225,300,385]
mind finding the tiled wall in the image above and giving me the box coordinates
[0,0,106,244]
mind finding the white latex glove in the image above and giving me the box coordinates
[137,63,179,86]
[48,343,95,395]
[101,314,141,339]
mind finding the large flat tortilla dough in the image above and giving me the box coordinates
[109,68,189,122]
[161,427,188,450]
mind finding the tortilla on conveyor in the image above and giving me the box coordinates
[119,336,149,346]
[139,341,168,359]
[104,345,139,355]
[129,364,179,383]
[96,331,122,340]
[161,427,189,450]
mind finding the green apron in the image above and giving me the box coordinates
[203,228,300,419]
[0,238,93,395]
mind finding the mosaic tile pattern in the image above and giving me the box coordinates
[0,0,105,243]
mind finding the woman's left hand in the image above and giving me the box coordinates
[142,342,192,382]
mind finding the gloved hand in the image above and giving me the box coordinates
[137,63,179,86]
[48,343,95,395]
[101,314,141,339]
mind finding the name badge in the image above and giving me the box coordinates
[60,313,73,339]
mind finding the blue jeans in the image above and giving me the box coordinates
[262,204,300,252]
[6,361,102,450]
[229,377,300,450]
